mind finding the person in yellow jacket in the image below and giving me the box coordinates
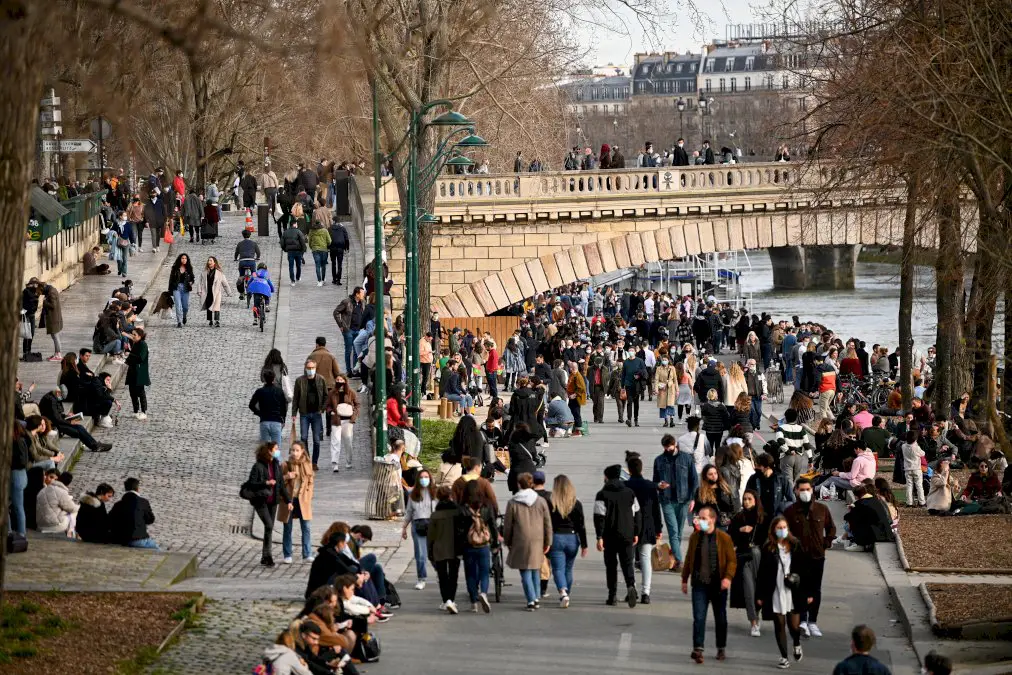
[566,362,587,437]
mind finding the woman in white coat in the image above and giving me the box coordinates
[197,255,231,327]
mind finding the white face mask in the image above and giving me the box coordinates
[798,490,813,503]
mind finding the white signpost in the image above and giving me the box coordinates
[41,139,97,153]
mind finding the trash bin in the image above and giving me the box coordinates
[257,204,270,236]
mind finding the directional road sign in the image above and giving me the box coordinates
[41,139,97,153]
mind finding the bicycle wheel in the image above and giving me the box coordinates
[493,548,504,602]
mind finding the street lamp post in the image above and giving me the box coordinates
[676,97,686,140]
[371,79,387,458]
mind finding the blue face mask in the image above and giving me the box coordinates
[698,520,711,533]
[419,477,430,488]
[272,449,281,460]
[775,528,789,539]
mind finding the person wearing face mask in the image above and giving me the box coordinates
[653,354,678,428]
[782,477,835,638]
[242,442,291,566]
[403,469,437,590]
[681,505,736,664]
[745,454,796,538]
[673,137,690,166]
[326,375,359,473]
[653,433,698,572]
[756,515,810,669]
[729,489,766,637]
[744,359,767,431]
[294,359,328,471]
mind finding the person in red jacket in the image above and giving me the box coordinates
[484,340,500,398]
[839,346,863,379]
[386,385,414,430]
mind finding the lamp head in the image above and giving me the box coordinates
[429,110,472,127]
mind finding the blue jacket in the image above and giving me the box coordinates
[545,398,574,426]
[246,269,275,297]
[652,450,697,504]
[781,334,797,362]
[621,357,647,388]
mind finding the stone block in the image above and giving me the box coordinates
[554,251,577,285]
[511,263,537,298]
[469,246,489,258]
[535,224,563,234]
[484,275,511,311]
[469,281,498,315]
[815,211,832,246]
[697,221,715,254]
[431,259,453,272]
[756,214,774,249]
[655,228,673,260]
[526,259,551,296]
[683,224,701,255]
[525,233,550,246]
[597,239,619,272]
[511,246,537,259]
[440,271,465,284]
[432,235,453,247]
[626,233,645,266]
[548,233,574,247]
[640,230,659,264]
[728,217,745,250]
[771,215,788,247]
[540,253,564,288]
[476,258,502,271]
[442,293,467,318]
[634,221,660,232]
[585,222,616,232]
[712,219,730,253]
[573,233,599,245]
[431,283,453,298]
[609,221,637,232]
[465,271,489,282]
[455,258,478,271]
[475,234,501,247]
[785,213,804,246]
[612,235,632,269]
[560,222,587,233]
[583,243,603,275]
[498,269,524,304]
[455,286,485,317]
[430,297,450,318]
[500,234,525,246]
[742,216,759,249]
[569,246,590,279]
[451,235,476,246]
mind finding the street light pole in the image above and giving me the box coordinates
[371,79,387,458]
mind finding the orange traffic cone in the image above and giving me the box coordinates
[244,208,254,233]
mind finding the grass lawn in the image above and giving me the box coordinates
[420,418,457,471]
[1,592,200,674]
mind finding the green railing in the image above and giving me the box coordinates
[28,191,104,241]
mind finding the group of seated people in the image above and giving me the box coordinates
[92,292,144,360]
[262,523,395,674]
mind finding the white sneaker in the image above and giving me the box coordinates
[800,622,810,637]
[317,281,323,287]
[135,412,147,420]
[345,462,353,469]
[438,601,447,611]
[332,463,340,473]
[414,580,426,590]
[478,593,491,613]
[750,623,761,637]
[793,645,803,662]
[290,281,296,287]
[282,556,293,564]
[445,600,458,614]
[845,542,866,552]
[304,555,316,563]
[358,385,368,394]
[560,592,570,609]
[777,657,790,669]
[97,416,114,428]
[807,623,822,637]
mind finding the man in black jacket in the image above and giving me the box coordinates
[249,370,288,446]
[594,464,642,608]
[844,484,895,551]
[109,477,158,549]
[328,220,351,285]
[694,358,724,403]
[77,483,115,543]
[672,138,690,166]
[39,389,111,453]
[625,454,662,604]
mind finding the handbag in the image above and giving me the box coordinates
[352,632,381,663]
[163,229,174,244]
[619,387,628,401]
[20,315,32,340]
[336,402,354,419]
[413,518,430,537]
[651,543,673,571]
[784,572,802,590]
[117,237,130,248]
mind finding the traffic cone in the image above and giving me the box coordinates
[244,208,254,233]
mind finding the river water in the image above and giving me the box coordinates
[738,250,1005,352]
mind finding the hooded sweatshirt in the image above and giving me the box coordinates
[839,449,877,486]
[512,487,540,507]
[262,644,312,675]
[593,478,641,543]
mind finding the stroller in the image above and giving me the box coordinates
[200,216,218,243]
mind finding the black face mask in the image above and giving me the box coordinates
[708,478,719,485]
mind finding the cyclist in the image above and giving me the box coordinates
[246,262,275,324]
[234,230,261,298]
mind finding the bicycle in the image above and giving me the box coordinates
[251,292,267,332]
[492,514,506,602]
[237,261,256,309]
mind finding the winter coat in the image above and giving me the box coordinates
[593,478,642,543]
[245,459,291,508]
[566,371,587,406]
[681,529,737,586]
[262,644,312,675]
[76,493,111,543]
[183,193,203,227]
[548,367,568,400]
[326,386,360,424]
[428,499,467,562]
[277,456,315,523]
[328,222,350,252]
[756,541,810,620]
[308,347,341,391]
[41,285,63,335]
[36,481,79,533]
[108,491,156,543]
[745,470,796,517]
[281,226,308,253]
[308,223,332,252]
[125,340,150,387]
[901,442,925,472]
[701,401,730,433]
[625,475,662,541]
[653,363,678,408]
[506,428,540,494]
[198,267,231,312]
[506,386,542,439]
[293,375,328,415]
[503,488,552,570]
[694,365,724,402]
[168,265,195,293]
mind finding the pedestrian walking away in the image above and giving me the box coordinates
[594,464,641,608]
[503,472,553,610]
[624,453,662,604]
[547,474,588,608]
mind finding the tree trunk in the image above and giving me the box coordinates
[1005,273,1012,413]
[415,136,436,330]
[0,10,47,605]
[898,175,917,410]
[933,187,965,415]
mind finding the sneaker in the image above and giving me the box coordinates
[97,416,114,429]
[478,593,491,613]
[526,602,537,611]
[844,542,866,552]
[793,645,803,662]
[332,463,340,473]
[626,586,638,608]
[304,555,316,563]
[606,596,617,606]
[807,623,822,638]
[95,443,113,452]
[777,657,790,669]
[560,592,570,609]
[414,580,426,590]
[290,281,296,287]
[640,593,650,605]
[47,354,63,362]
[135,412,147,420]
[385,602,401,610]
[283,556,293,564]
[345,462,353,469]
[358,385,368,394]
[471,603,479,613]
[750,623,761,637]
[374,613,391,623]
[800,622,810,637]
[438,601,448,611]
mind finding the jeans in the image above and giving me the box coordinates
[282,513,312,559]
[822,475,855,495]
[603,539,636,595]
[463,546,491,602]
[259,421,283,445]
[102,339,123,355]
[117,256,127,276]
[331,250,345,283]
[548,532,579,593]
[638,542,654,595]
[127,537,161,550]
[343,331,356,374]
[661,501,690,561]
[255,502,277,559]
[359,553,388,600]
[312,250,328,281]
[329,421,354,467]
[761,343,772,370]
[56,422,100,450]
[660,405,675,420]
[287,252,303,282]
[265,188,278,218]
[750,396,763,430]
[173,286,190,324]
[519,568,540,603]
[487,370,498,398]
[411,521,428,580]
[446,393,473,411]
[568,399,582,429]
[9,469,27,535]
[300,412,324,465]
[691,585,728,650]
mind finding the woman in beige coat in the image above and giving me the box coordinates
[503,472,553,610]
[197,255,231,327]
[279,441,315,563]
[653,355,678,428]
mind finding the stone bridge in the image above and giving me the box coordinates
[375,162,970,318]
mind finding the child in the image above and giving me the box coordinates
[245,263,276,323]
[901,430,926,507]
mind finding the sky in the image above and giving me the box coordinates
[573,0,763,67]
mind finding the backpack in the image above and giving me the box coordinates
[352,632,381,663]
[467,506,490,547]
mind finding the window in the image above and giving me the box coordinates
[705,58,713,72]
[576,89,584,100]
[782,74,790,89]
[637,81,645,93]
[730,77,737,92]
[614,104,620,113]
[719,78,726,92]
[725,58,734,71]
[705,78,712,92]
[745,56,754,71]
[766,74,774,90]
[677,63,683,73]
[744,76,751,91]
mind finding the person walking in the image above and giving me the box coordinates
[428,485,464,614]
[694,463,736,530]
[326,374,358,472]
[654,353,678,427]
[594,464,641,608]
[460,478,497,613]
[402,468,436,590]
[730,489,765,637]
[566,362,586,435]
[196,256,230,327]
[783,476,835,638]
[125,328,150,420]
[901,430,926,507]
[625,453,662,604]
[260,165,280,218]
[125,197,145,250]
[744,358,767,430]
[832,626,893,675]
[587,352,609,424]
[243,442,290,567]
[183,189,202,243]
[308,208,332,287]
[294,359,328,470]
[504,471,553,610]
[654,432,698,572]
[546,474,587,608]
[757,515,810,669]
[39,282,64,362]
[621,349,647,427]
[250,369,289,445]
[20,279,39,359]
[333,287,366,375]
[279,441,315,564]
[681,505,737,664]
[328,218,350,285]
[281,218,308,286]
[143,194,166,252]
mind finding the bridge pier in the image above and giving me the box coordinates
[767,245,861,290]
